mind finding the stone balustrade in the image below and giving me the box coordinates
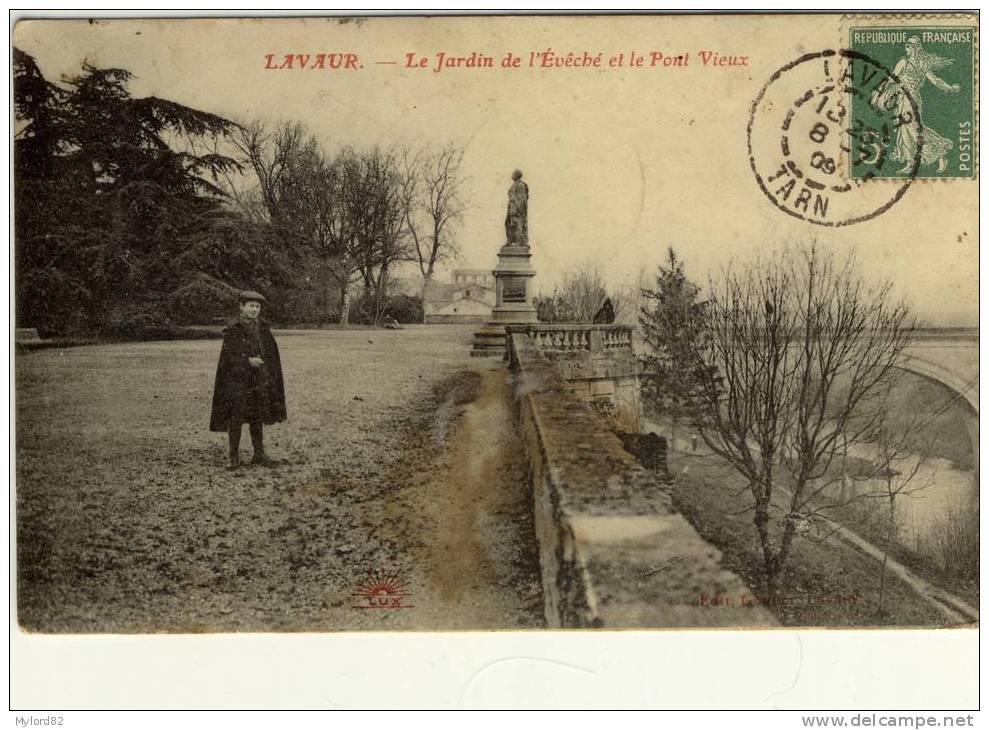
[507,323,633,356]
[507,323,641,432]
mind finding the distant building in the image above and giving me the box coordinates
[424,268,496,323]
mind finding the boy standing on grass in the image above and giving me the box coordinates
[210,290,287,470]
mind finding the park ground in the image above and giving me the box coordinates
[16,325,977,631]
[16,325,543,632]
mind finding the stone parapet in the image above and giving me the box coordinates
[508,332,777,628]
[508,323,641,432]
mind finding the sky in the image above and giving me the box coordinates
[13,15,979,326]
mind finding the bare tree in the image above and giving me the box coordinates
[789,407,934,613]
[344,147,410,326]
[536,266,628,323]
[686,243,914,594]
[619,264,651,327]
[231,120,311,230]
[231,121,362,323]
[289,146,360,324]
[400,146,465,311]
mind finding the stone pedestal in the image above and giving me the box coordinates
[471,244,537,357]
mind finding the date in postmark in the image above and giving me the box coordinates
[848,26,976,179]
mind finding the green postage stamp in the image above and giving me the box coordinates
[849,25,976,179]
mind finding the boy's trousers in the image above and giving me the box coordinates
[228,421,263,460]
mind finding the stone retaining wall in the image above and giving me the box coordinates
[508,332,776,628]
[424,313,488,324]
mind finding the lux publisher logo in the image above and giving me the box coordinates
[351,568,415,609]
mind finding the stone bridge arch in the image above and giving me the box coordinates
[894,353,979,474]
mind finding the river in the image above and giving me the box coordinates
[847,448,977,558]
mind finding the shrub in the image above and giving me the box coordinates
[384,294,423,324]
[351,293,423,325]
[267,285,339,325]
[926,502,979,580]
[101,302,175,340]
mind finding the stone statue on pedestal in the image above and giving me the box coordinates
[471,168,537,355]
[504,169,529,247]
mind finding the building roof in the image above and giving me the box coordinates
[424,272,494,304]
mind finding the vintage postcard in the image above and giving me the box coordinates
[12,11,978,653]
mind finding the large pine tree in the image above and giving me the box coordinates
[13,48,275,333]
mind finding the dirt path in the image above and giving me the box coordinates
[810,508,979,626]
[321,358,544,630]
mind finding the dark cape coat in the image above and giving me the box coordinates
[209,317,287,431]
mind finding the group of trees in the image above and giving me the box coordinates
[639,243,929,600]
[523,242,930,602]
[524,241,932,601]
[227,121,464,325]
[14,50,465,333]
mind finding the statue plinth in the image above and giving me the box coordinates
[471,244,537,357]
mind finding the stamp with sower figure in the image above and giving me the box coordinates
[849,26,976,180]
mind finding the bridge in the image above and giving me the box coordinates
[899,327,979,473]
[901,328,979,414]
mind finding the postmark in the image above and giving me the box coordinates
[748,49,923,226]
[848,26,976,179]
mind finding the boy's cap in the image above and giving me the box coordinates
[238,290,266,304]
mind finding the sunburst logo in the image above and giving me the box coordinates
[352,568,414,609]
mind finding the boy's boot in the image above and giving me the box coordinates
[226,425,242,470]
[250,422,275,466]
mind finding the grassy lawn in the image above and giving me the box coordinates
[16,325,488,632]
